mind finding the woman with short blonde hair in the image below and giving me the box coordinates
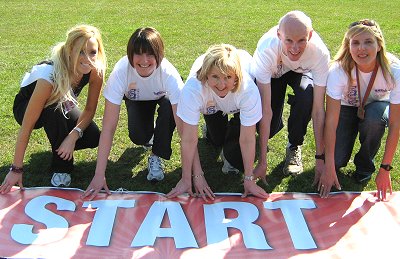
[167,44,268,200]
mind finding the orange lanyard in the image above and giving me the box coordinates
[355,62,379,119]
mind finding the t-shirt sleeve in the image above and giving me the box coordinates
[163,60,184,105]
[103,58,128,105]
[326,62,347,100]
[311,47,330,87]
[389,61,400,104]
[20,64,54,87]
[238,78,262,126]
[177,79,203,125]
[252,41,276,85]
[238,49,255,80]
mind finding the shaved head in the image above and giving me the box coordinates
[278,10,313,33]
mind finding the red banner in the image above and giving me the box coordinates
[0,187,399,258]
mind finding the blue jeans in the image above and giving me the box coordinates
[335,101,389,174]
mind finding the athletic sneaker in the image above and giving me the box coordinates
[283,145,303,175]
[51,172,71,187]
[147,155,165,181]
[220,150,240,174]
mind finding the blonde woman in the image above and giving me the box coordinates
[320,19,400,200]
[0,24,106,192]
[167,44,268,200]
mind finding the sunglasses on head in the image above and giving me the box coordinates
[349,19,377,28]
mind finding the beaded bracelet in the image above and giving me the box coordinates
[10,164,24,174]
[192,173,204,180]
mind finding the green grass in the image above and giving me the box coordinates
[1,0,399,194]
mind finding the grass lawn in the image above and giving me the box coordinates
[1,0,399,195]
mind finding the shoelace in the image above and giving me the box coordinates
[149,157,162,172]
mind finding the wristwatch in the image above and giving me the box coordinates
[244,175,255,181]
[380,164,393,171]
[315,153,325,161]
[74,127,83,138]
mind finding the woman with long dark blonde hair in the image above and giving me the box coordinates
[319,19,400,200]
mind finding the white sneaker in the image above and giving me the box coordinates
[220,150,240,174]
[147,155,165,181]
[51,173,71,187]
[283,145,303,175]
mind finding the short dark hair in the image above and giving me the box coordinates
[127,27,164,68]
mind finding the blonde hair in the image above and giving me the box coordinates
[334,19,394,86]
[197,44,242,92]
[47,24,106,110]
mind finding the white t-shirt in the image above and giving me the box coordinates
[327,57,400,106]
[21,63,54,87]
[104,56,184,105]
[252,25,330,86]
[177,72,262,127]
[187,49,255,81]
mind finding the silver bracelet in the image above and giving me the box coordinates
[244,175,254,181]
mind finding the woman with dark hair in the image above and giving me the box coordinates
[82,27,183,199]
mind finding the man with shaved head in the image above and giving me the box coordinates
[252,10,330,184]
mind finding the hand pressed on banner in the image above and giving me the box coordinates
[318,170,341,198]
[0,171,24,194]
[375,169,392,201]
[253,162,268,186]
[193,173,215,201]
[81,174,111,200]
[242,180,268,199]
[166,178,193,199]
[312,159,324,187]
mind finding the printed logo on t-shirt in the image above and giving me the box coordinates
[127,82,139,100]
[153,91,166,96]
[374,88,390,99]
[62,100,76,114]
[126,89,140,100]
[293,66,311,74]
[272,61,284,78]
[344,84,359,106]
[205,100,217,114]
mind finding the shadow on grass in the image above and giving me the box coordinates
[263,161,286,192]
[283,167,370,194]
[0,147,155,191]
